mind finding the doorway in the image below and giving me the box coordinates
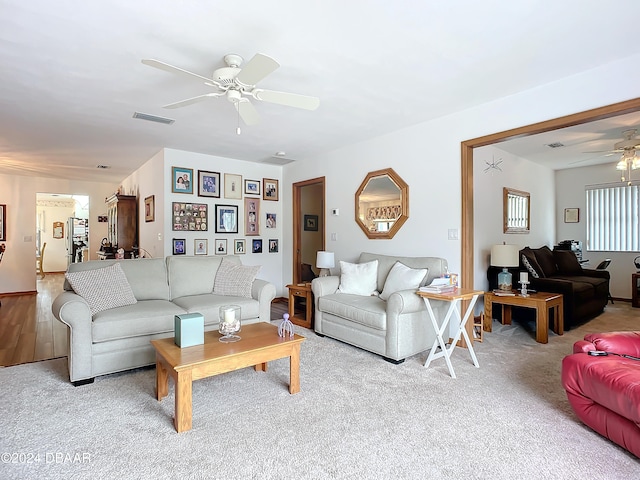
[460,97,640,291]
[36,193,90,275]
[292,177,326,284]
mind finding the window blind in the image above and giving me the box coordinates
[586,182,640,252]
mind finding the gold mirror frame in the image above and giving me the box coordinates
[355,168,409,239]
[503,187,530,234]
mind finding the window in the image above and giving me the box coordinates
[586,182,640,252]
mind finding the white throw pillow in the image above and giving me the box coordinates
[379,261,429,301]
[65,262,137,315]
[213,258,261,298]
[338,260,379,296]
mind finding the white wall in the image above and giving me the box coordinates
[0,174,116,294]
[556,162,638,298]
[120,148,285,295]
[474,145,555,291]
[283,53,640,293]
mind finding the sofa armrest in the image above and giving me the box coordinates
[580,268,610,280]
[386,290,425,315]
[582,331,640,357]
[51,291,93,382]
[311,276,340,298]
[251,279,276,323]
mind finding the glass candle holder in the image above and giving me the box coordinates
[219,305,241,343]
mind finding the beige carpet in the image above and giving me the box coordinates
[1,303,639,479]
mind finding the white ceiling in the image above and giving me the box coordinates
[2,1,640,183]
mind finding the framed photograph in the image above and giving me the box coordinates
[172,202,208,231]
[172,166,194,194]
[234,239,246,255]
[224,173,242,199]
[194,239,208,255]
[198,170,221,198]
[245,197,260,236]
[0,204,6,241]
[263,178,279,201]
[304,214,318,231]
[144,195,155,222]
[215,204,239,233]
[252,238,263,253]
[172,238,186,255]
[214,239,227,255]
[266,213,276,229]
[564,208,579,223]
[244,179,261,196]
[53,221,64,239]
[268,239,279,253]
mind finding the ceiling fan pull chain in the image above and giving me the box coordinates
[236,102,241,135]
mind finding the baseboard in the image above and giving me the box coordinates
[0,290,37,297]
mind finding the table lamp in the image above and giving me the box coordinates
[490,244,519,291]
[316,251,335,277]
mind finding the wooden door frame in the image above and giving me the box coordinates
[461,97,640,293]
[292,177,326,284]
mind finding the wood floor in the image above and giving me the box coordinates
[0,273,69,367]
[0,273,291,367]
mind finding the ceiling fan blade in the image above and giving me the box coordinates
[235,100,260,125]
[142,59,215,84]
[253,89,320,110]
[235,54,279,86]
[163,93,222,109]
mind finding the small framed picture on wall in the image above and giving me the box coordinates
[172,167,194,194]
[215,239,228,255]
[564,208,579,223]
[172,238,186,255]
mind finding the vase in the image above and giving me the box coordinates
[497,268,513,291]
[219,305,241,343]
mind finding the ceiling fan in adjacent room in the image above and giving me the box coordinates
[142,53,320,133]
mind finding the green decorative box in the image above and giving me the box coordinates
[174,313,204,348]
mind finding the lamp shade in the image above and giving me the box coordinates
[316,251,335,269]
[490,244,519,267]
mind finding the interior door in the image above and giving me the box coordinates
[292,177,326,284]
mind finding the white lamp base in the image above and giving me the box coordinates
[318,268,331,277]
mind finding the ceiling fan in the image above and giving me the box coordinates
[571,128,640,166]
[142,53,320,132]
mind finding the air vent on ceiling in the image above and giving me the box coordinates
[133,112,175,125]
[261,156,295,165]
[546,142,565,148]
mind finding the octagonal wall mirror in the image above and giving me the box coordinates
[355,168,409,239]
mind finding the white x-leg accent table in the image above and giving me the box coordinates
[417,288,484,378]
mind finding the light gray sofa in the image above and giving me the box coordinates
[311,252,449,363]
[52,255,276,385]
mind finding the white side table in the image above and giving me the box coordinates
[417,288,484,378]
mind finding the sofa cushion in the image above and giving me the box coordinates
[91,299,185,343]
[318,293,387,330]
[533,246,558,277]
[167,255,228,299]
[358,252,446,291]
[379,261,428,301]
[520,247,543,278]
[172,293,260,325]
[65,262,137,315]
[337,260,379,296]
[554,250,583,275]
[213,258,261,298]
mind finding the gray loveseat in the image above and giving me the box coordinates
[311,252,449,363]
[52,256,276,385]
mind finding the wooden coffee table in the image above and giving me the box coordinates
[151,322,305,432]
[484,291,563,344]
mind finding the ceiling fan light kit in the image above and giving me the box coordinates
[142,53,319,132]
[611,129,640,183]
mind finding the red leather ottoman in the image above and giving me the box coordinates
[561,331,640,458]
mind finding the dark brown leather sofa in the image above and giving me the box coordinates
[519,246,610,329]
